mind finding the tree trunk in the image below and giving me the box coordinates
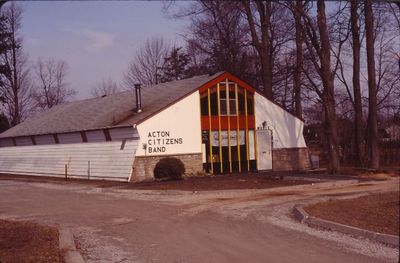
[293,0,303,119]
[350,1,364,166]
[258,1,273,99]
[10,19,19,126]
[317,0,340,173]
[364,0,379,169]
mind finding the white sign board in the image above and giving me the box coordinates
[211,131,245,147]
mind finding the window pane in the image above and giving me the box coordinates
[229,100,237,115]
[247,95,254,115]
[220,99,227,115]
[210,93,218,115]
[201,97,208,116]
[238,93,245,115]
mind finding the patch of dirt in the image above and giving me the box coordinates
[0,220,64,263]
[304,191,400,236]
[340,166,400,179]
[122,174,310,191]
[0,173,310,191]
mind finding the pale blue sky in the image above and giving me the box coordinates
[17,1,187,98]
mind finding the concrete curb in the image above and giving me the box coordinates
[293,204,399,248]
[59,228,85,263]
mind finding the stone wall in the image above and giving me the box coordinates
[130,153,203,182]
[272,147,311,171]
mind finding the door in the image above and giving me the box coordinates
[256,130,272,170]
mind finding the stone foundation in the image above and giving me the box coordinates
[130,153,203,182]
[272,147,311,171]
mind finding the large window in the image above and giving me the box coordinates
[200,83,253,116]
[220,90,237,116]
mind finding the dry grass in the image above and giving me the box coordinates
[305,191,400,236]
[0,220,64,263]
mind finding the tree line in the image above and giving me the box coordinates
[0,2,75,131]
[130,0,399,172]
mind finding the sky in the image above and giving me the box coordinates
[17,1,187,99]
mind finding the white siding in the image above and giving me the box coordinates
[0,138,14,147]
[109,126,137,140]
[0,140,139,181]
[86,130,105,142]
[58,132,82,144]
[15,137,32,146]
[35,135,55,145]
[136,92,202,156]
[255,93,307,149]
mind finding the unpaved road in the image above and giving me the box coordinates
[0,177,398,263]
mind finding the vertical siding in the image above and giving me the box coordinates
[35,135,55,145]
[15,137,32,146]
[86,130,105,142]
[58,132,82,144]
[0,140,139,181]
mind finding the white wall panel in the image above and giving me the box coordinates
[35,135,55,145]
[15,137,32,146]
[58,132,82,144]
[254,93,307,149]
[86,130,105,142]
[0,140,139,181]
[109,126,137,140]
[0,138,14,147]
[136,92,202,156]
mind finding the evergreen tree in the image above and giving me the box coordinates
[160,47,190,82]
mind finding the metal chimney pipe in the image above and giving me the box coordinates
[134,83,142,113]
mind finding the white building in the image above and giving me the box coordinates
[0,72,310,182]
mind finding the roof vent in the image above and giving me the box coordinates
[134,83,142,113]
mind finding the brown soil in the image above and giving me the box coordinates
[0,220,64,263]
[122,174,310,191]
[304,191,400,236]
[340,166,400,179]
[0,173,310,191]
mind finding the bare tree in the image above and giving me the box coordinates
[300,0,341,173]
[242,1,273,99]
[364,0,379,169]
[32,58,76,109]
[91,77,119,97]
[124,37,169,87]
[0,3,32,126]
[373,4,400,118]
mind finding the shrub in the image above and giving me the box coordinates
[153,157,185,181]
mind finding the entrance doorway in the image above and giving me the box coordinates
[256,130,272,170]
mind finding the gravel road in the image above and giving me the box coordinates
[0,177,398,263]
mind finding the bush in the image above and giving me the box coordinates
[153,157,185,181]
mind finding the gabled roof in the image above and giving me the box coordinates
[0,72,223,138]
[0,71,302,139]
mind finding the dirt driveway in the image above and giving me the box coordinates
[0,177,398,263]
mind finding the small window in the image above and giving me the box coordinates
[201,96,208,116]
[210,92,218,115]
[220,90,237,116]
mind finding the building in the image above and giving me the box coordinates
[0,72,310,182]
